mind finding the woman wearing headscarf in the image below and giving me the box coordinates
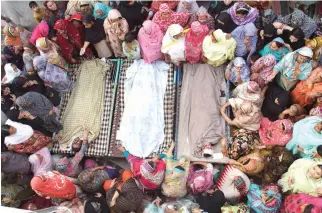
[15,91,62,133]
[202,29,236,67]
[2,63,21,84]
[10,76,45,97]
[43,1,67,39]
[283,193,322,213]
[65,0,93,17]
[221,97,263,131]
[214,11,237,34]
[1,183,34,208]
[306,36,322,62]
[208,0,234,18]
[84,196,110,213]
[3,45,24,70]
[276,8,317,39]
[138,20,164,63]
[81,14,112,58]
[286,116,322,159]
[256,23,278,51]
[261,9,278,29]
[273,47,313,91]
[93,2,111,20]
[28,147,52,176]
[118,1,146,34]
[23,42,39,68]
[187,162,214,194]
[29,21,49,45]
[103,9,129,57]
[3,24,22,46]
[259,117,293,146]
[185,21,208,64]
[1,151,31,175]
[250,54,277,88]
[225,57,250,86]
[2,119,51,154]
[247,184,282,213]
[152,3,189,33]
[20,195,53,211]
[227,2,259,26]
[278,158,322,197]
[161,24,185,66]
[231,22,258,63]
[151,0,179,12]
[31,171,77,200]
[231,81,266,107]
[291,66,322,108]
[278,27,306,52]
[279,104,307,123]
[176,0,199,26]
[259,37,291,62]
[190,6,215,30]
[310,98,322,118]
[35,37,69,71]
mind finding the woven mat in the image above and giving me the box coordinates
[52,60,120,157]
[109,59,176,157]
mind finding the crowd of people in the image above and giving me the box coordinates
[1,0,322,213]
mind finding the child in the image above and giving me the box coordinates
[29,1,46,23]
[122,32,141,60]
[297,144,322,162]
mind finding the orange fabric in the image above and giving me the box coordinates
[104,180,113,191]
[5,36,22,46]
[104,170,133,191]
[121,170,133,183]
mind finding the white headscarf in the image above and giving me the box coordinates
[4,119,34,146]
[176,0,199,13]
[28,147,53,176]
[3,63,21,84]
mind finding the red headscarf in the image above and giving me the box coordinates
[54,19,74,63]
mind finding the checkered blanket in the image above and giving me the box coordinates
[109,59,176,157]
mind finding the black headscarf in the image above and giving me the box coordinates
[83,15,106,44]
[196,190,226,213]
[118,1,145,34]
[215,12,237,33]
[3,46,24,70]
[84,197,110,213]
[261,82,291,121]
[257,23,278,50]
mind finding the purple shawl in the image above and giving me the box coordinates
[227,2,259,26]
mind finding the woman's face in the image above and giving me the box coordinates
[314,122,322,134]
[72,20,82,28]
[27,203,38,211]
[289,35,298,43]
[11,64,18,72]
[270,42,280,51]
[296,54,309,63]
[46,1,57,11]
[236,13,246,19]
[235,65,243,71]
[182,2,190,9]
[96,10,103,17]
[8,126,16,135]
[306,40,315,49]
[173,32,183,40]
[23,81,33,88]
[10,27,19,36]
[198,14,208,23]
[3,87,10,96]
[83,22,93,28]
[309,165,322,179]
[161,12,170,19]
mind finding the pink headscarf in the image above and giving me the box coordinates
[138,20,164,63]
[29,21,49,44]
[251,54,277,88]
[185,21,209,64]
[259,117,294,146]
[28,147,53,176]
[187,165,214,194]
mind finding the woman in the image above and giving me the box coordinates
[257,23,278,51]
[84,196,110,213]
[65,1,93,17]
[291,66,322,108]
[152,3,189,33]
[214,12,237,34]
[81,14,112,58]
[33,56,73,93]
[43,1,66,39]
[31,171,77,200]
[161,142,190,198]
[176,0,199,13]
[1,151,31,175]
[1,184,34,207]
[310,100,322,118]
[225,57,250,85]
[190,6,215,30]
[273,47,313,91]
[29,21,49,45]
[279,104,307,123]
[236,149,267,176]
[231,81,265,107]
[2,119,51,154]
[161,24,185,66]
[259,117,293,146]
[2,63,21,84]
[221,97,263,131]
[78,166,119,193]
[28,147,52,176]
[250,54,277,88]
[187,162,214,194]
[231,22,257,63]
[93,2,111,20]
[3,45,24,70]
[11,76,45,97]
[185,21,208,64]
[35,37,68,71]
[261,9,278,29]
[280,27,305,51]
[138,20,164,64]
[276,8,317,38]
[103,9,129,57]
[3,24,22,46]
[278,158,322,197]
[118,1,146,33]
[23,42,39,68]
[306,37,322,65]
[227,2,259,26]
[15,91,62,133]
[247,184,282,213]
[286,116,322,159]
[259,37,290,62]
[202,29,236,67]
[283,193,322,213]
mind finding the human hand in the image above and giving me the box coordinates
[277,29,283,35]
[9,94,16,102]
[316,187,322,196]
[152,197,162,207]
[80,47,86,56]
[110,178,117,188]
[288,177,294,185]
[297,145,304,153]
[51,37,57,42]
[192,209,202,213]
[225,33,231,39]
[82,125,90,140]
[20,111,34,120]
[312,151,321,159]
[260,30,264,39]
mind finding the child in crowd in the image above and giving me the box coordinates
[122,32,141,60]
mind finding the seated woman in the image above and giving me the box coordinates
[161,24,185,66]
[279,27,305,51]
[2,151,31,175]
[28,147,52,176]
[221,97,263,131]
[231,81,266,107]
[152,3,189,33]
[3,24,22,46]
[190,6,215,30]
[103,9,129,58]
[161,142,190,198]
[23,42,39,68]
[256,23,278,50]
[225,57,250,86]
[31,171,77,200]
[138,20,164,64]
[247,184,282,213]
[93,2,111,20]
[122,32,141,60]
[2,119,51,154]
[151,0,179,12]
[279,104,307,122]
[283,193,322,213]
[306,36,322,62]
[202,29,236,67]
[286,116,322,159]
[11,76,45,97]
[214,12,237,34]
[29,21,49,45]
[310,97,322,118]
[187,162,214,194]
[227,2,259,26]
[3,45,24,70]
[1,183,34,208]
[15,92,63,133]
[118,145,166,190]
[35,37,68,71]
[291,66,322,108]
[250,54,277,88]
[259,37,291,62]
[278,158,322,197]
[2,63,21,84]
[259,117,293,146]
[185,21,209,64]
[1,84,14,114]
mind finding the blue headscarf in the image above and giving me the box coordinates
[93,2,112,20]
[259,37,290,62]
